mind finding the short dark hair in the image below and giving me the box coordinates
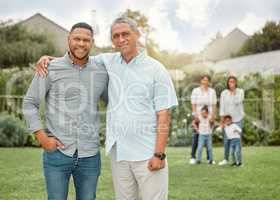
[227,76,238,89]
[200,74,211,82]
[70,22,93,35]
[201,105,209,113]
[224,115,232,120]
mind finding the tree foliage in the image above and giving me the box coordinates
[0,112,28,147]
[119,9,193,68]
[235,21,280,57]
[0,21,59,68]
[121,9,153,40]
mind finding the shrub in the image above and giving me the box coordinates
[0,67,34,96]
[0,22,60,69]
[25,132,40,147]
[0,112,28,147]
[268,130,280,145]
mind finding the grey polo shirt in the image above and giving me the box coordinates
[23,53,108,158]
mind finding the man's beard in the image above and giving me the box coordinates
[69,48,89,61]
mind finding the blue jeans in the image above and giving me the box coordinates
[191,131,209,160]
[223,119,244,161]
[223,133,231,161]
[229,138,242,164]
[197,134,213,162]
[43,150,101,200]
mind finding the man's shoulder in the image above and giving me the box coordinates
[48,57,68,70]
[87,57,108,72]
[144,55,164,67]
[90,52,120,71]
[144,56,170,77]
[91,52,120,62]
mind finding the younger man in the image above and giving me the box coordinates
[23,22,108,200]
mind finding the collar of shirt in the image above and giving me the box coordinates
[199,86,210,93]
[63,52,91,68]
[117,48,147,65]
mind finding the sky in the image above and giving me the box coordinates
[1,0,280,53]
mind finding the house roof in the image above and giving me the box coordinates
[19,13,69,33]
[225,28,248,39]
[207,28,248,47]
[201,28,249,61]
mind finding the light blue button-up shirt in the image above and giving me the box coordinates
[94,49,178,161]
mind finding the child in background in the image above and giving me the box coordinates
[223,115,243,167]
[193,105,214,164]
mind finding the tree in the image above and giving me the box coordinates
[235,21,280,57]
[0,20,59,68]
[96,9,194,68]
[120,9,194,68]
[121,9,153,45]
[120,9,161,58]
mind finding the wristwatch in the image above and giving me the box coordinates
[154,152,166,160]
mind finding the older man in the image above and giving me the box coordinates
[23,22,108,200]
[36,17,178,200]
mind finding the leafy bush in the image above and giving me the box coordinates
[25,132,40,147]
[234,21,280,57]
[0,21,60,69]
[0,68,34,95]
[268,130,280,145]
[242,120,264,145]
[168,129,191,147]
[0,112,28,147]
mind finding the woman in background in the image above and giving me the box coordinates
[189,75,217,164]
[219,76,245,166]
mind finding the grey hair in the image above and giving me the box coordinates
[110,17,140,38]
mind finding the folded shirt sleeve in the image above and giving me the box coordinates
[153,65,178,112]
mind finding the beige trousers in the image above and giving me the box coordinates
[110,146,168,200]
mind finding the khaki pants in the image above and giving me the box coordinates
[110,146,168,200]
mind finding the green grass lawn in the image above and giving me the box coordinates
[0,147,279,200]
